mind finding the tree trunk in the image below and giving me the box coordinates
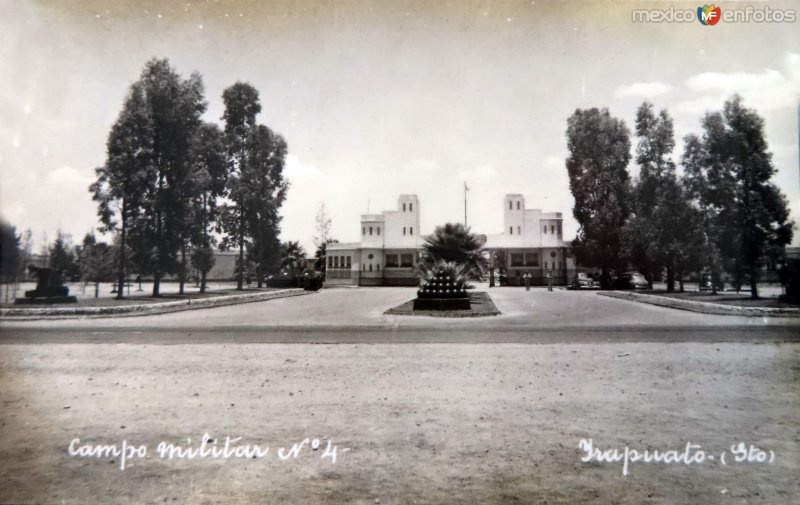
[750,262,759,299]
[237,239,244,291]
[95,282,99,298]
[153,271,161,297]
[666,261,675,292]
[179,243,186,295]
[117,200,127,299]
[200,269,207,294]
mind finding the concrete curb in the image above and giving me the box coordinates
[0,289,309,320]
[598,291,800,317]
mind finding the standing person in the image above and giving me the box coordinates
[547,271,553,292]
[524,272,531,291]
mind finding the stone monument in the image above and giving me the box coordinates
[14,265,78,304]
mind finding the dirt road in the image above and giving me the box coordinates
[1,342,798,504]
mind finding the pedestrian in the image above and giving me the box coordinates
[524,272,531,291]
[547,271,553,292]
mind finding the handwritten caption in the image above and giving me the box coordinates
[68,433,350,471]
[578,438,776,476]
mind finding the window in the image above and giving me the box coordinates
[346,256,351,268]
[516,201,520,210]
[543,225,547,234]
[328,256,333,268]
[410,227,413,235]
[509,227,513,235]
[401,254,413,267]
[403,227,406,235]
[511,253,524,266]
[369,226,373,236]
[509,201,512,210]
[377,264,380,272]
[385,254,399,267]
[403,203,406,212]
[377,227,380,236]
[362,227,365,235]
[409,203,413,211]
[369,264,373,272]
[517,226,521,235]
[525,252,539,266]
[551,225,555,234]
[557,223,562,236]
[334,256,339,268]
[363,264,366,271]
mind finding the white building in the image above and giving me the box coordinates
[326,195,422,286]
[483,194,575,286]
[326,193,575,287]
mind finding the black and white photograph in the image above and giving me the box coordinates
[1,0,799,503]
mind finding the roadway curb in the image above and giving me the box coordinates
[598,291,800,317]
[0,289,310,320]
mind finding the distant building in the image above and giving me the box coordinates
[483,194,575,286]
[327,195,422,286]
[326,193,575,287]
[206,251,239,281]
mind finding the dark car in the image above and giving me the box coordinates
[614,272,649,290]
[699,273,724,292]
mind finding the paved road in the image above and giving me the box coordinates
[1,286,797,344]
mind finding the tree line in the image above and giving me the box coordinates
[566,96,794,298]
[89,58,289,298]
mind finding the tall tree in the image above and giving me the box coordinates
[187,122,228,293]
[682,133,723,293]
[135,59,206,297]
[244,124,288,286]
[696,96,794,298]
[221,82,261,290]
[626,103,673,288]
[92,58,205,297]
[220,83,288,289]
[90,79,152,299]
[629,103,705,292]
[565,108,632,288]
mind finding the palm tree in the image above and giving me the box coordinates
[279,241,306,272]
[422,223,487,280]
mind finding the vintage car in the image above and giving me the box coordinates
[572,272,599,289]
[613,271,649,290]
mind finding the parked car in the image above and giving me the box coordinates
[614,272,649,290]
[572,272,599,289]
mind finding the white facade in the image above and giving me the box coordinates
[327,195,422,286]
[326,193,574,287]
[485,194,574,286]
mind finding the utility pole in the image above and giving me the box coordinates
[464,182,469,227]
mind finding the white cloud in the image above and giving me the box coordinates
[614,82,673,99]
[679,52,800,113]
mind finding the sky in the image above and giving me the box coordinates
[1,0,799,254]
